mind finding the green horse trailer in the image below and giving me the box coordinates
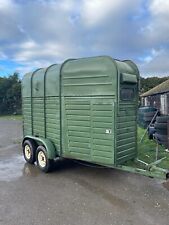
[22,56,169,179]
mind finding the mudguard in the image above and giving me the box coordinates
[22,136,58,159]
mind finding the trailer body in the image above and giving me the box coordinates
[22,56,139,168]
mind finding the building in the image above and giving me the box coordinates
[141,79,169,115]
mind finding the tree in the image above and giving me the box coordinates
[0,73,21,115]
[140,76,168,94]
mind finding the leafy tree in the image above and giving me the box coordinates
[0,73,21,115]
[140,76,168,94]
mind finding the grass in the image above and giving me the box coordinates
[138,127,169,169]
[125,127,169,169]
[0,115,22,120]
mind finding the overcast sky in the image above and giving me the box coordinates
[0,0,169,77]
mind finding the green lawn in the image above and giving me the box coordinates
[0,115,22,120]
[126,127,169,169]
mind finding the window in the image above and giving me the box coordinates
[120,88,135,101]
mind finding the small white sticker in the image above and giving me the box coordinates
[106,129,112,134]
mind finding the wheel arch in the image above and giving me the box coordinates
[22,136,58,159]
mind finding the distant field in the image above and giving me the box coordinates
[0,115,22,120]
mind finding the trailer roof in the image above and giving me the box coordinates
[22,56,139,98]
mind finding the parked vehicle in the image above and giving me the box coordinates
[22,56,169,179]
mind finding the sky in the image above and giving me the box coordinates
[0,0,169,77]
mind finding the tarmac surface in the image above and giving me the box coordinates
[0,118,169,225]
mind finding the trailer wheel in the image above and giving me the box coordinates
[36,146,54,173]
[23,139,36,164]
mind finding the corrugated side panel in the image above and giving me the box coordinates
[23,96,60,154]
[63,99,91,161]
[116,103,137,164]
[63,98,114,165]
[46,97,60,152]
[23,97,32,135]
[91,100,114,164]
[33,97,45,137]
[23,95,60,153]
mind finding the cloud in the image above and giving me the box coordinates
[0,0,169,77]
[0,0,79,73]
[0,0,14,10]
[140,49,169,75]
[0,51,7,60]
[81,0,142,27]
[81,0,123,27]
[137,0,169,76]
[13,40,75,62]
[144,0,169,45]
[150,0,169,16]
[0,0,20,42]
[59,0,77,12]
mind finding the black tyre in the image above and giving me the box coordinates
[148,126,155,139]
[36,146,54,173]
[154,133,167,142]
[155,128,168,135]
[148,134,153,140]
[156,140,168,148]
[160,141,168,148]
[23,139,37,164]
[154,122,167,130]
[143,116,155,122]
[156,116,169,123]
[161,141,168,148]
[144,111,157,117]
[138,107,157,113]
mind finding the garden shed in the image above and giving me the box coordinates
[141,79,169,115]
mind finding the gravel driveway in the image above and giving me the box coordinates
[0,118,169,225]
